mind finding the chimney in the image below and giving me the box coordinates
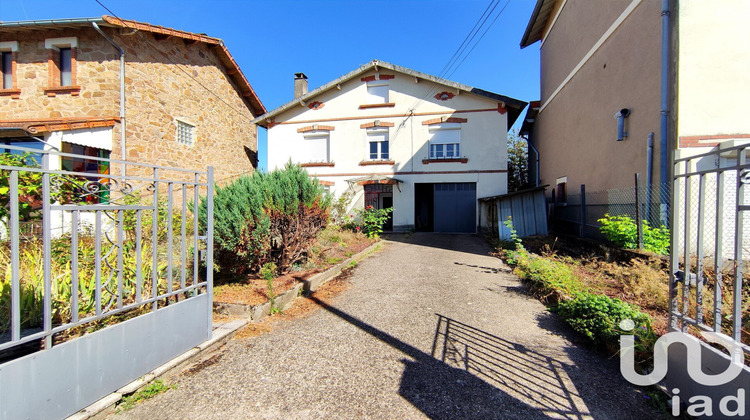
[294,73,308,99]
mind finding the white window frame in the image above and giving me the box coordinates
[366,81,389,104]
[301,130,331,163]
[175,118,196,147]
[366,127,390,160]
[428,123,461,159]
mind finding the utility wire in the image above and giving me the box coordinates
[94,0,251,119]
[392,0,512,139]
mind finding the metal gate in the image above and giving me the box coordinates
[668,141,749,401]
[0,144,214,420]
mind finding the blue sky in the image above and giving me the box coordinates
[0,0,540,171]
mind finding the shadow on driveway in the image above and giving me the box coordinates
[383,233,494,258]
[310,296,595,419]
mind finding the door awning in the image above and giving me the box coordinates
[346,175,403,186]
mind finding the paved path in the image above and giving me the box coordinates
[111,234,660,419]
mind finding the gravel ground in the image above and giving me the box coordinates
[110,234,661,420]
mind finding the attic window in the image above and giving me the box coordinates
[366,81,389,104]
[176,119,196,146]
[44,37,80,96]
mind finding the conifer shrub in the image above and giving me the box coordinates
[201,163,331,277]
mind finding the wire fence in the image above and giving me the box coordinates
[552,178,671,242]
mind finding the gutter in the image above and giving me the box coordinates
[92,22,127,177]
[659,0,671,226]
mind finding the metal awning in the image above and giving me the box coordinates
[346,175,403,186]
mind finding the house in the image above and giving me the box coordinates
[518,0,750,405]
[255,60,526,233]
[0,16,265,183]
[518,0,750,225]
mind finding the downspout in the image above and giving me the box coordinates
[646,132,654,224]
[528,140,540,188]
[92,22,126,177]
[659,0,671,227]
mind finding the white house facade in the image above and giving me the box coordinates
[256,60,526,233]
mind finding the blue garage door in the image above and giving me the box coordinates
[433,183,476,233]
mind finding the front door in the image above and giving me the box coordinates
[380,193,393,231]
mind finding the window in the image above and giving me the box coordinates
[367,127,389,160]
[556,176,567,204]
[61,143,111,204]
[428,123,461,159]
[0,41,19,96]
[366,81,389,104]
[59,48,72,86]
[44,37,78,95]
[176,119,196,146]
[1,52,12,89]
[298,130,330,163]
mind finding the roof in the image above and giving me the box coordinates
[0,117,120,137]
[478,185,548,202]
[252,60,527,130]
[519,100,540,136]
[0,16,265,116]
[520,0,558,48]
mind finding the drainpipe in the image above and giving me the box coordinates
[92,22,126,177]
[528,140,540,187]
[646,132,654,224]
[659,0,671,226]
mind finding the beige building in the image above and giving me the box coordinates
[519,0,750,217]
[257,60,525,233]
[0,16,265,182]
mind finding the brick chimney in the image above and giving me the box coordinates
[294,73,308,99]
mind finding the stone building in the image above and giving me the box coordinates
[0,16,265,182]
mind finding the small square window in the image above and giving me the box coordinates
[176,120,196,146]
[366,82,389,104]
[366,127,389,160]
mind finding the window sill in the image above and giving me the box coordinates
[0,89,21,99]
[300,162,335,167]
[358,103,395,109]
[359,160,395,166]
[422,158,468,164]
[44,86,81,97]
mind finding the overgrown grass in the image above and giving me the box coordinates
[501,217,656,367]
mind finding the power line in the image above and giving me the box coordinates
[392,0,512,139]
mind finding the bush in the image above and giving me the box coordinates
[201,163,331,277]
[356,205,393,238]
[554,293,653,347]
[597,214,670,255]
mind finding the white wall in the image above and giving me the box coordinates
[267,69,510,230]
[677,0,750,138]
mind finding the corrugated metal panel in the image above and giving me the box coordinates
[496,189,548,240]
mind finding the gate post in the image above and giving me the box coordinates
[579,184,586,238]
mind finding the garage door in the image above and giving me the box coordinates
[433,183,476,233]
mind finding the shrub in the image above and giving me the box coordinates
[0,152,43,224]
[597,214,670,255]
[356,205,393,238]
[201,163,331,276]
[554,293,653,347]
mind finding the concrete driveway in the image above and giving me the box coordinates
[111,234,660,419]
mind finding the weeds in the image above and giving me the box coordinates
[117,379,174,412]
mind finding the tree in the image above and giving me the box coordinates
[507,130,528,193]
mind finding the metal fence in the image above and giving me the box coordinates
[670,142,749,350]
[0,143,214,354]
[552,178,671,241]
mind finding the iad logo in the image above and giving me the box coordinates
[619,319,746,417]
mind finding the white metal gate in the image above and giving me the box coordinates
[0,144,214,419]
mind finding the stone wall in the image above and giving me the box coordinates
[0,26,258,184]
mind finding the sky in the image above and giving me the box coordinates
[0,0,541,171]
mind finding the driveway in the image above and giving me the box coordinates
[111,234,660,419]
